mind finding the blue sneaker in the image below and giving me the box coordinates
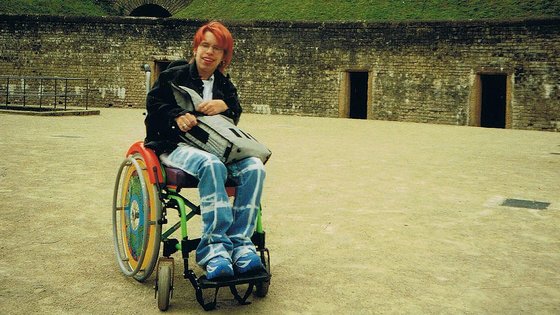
[206,257,234,280]
[234,252,264,275]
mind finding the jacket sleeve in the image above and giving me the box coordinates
[220,76,243,125]
[145,70,188,140]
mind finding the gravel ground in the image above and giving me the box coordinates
[1,108,559,314]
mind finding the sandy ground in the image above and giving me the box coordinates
[0,108,559,314]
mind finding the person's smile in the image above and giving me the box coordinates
[201,55,216,66]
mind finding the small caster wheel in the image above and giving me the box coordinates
[156,264,172,311]
[255,279,270,297]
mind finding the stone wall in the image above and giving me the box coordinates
[0,14,558,130]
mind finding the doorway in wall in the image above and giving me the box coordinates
[480,74,507,128]
[348,71,369,119]
[154,60,172,77]
[130,4,172,18]
[469,72,512,128]
[151,60,172,86]
[469,73,511,128]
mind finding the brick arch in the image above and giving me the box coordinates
[113,0,193,17]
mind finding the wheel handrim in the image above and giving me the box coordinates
[112,151,164,281]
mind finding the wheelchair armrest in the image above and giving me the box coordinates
[126,140,165,184]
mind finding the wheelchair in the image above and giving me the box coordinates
[112,140,271,311]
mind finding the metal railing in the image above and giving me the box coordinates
[0,76,90,110]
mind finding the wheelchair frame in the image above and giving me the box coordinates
[112,141,271,311]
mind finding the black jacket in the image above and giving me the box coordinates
[144,61,242,154]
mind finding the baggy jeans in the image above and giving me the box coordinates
[162,144,266,267]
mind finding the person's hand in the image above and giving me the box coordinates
[175,113,198,132]
[198,100,228,116]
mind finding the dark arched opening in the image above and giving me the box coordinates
[130,4,172,18]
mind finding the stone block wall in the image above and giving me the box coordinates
[0,14,558,131]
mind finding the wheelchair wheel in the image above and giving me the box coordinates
[255,279,269,297]
[255,248,271,297]
[157,264,173,311]
[112,153,162,282]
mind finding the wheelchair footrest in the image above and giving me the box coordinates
[187,269,271,311]
[198,269,271,289]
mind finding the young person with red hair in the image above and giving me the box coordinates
[144,21,265,280]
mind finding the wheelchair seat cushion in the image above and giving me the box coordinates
[164,167,237,189]
[165,167,199,188]
[160,153,238,189]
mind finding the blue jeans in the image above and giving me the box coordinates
[162,144,266,267]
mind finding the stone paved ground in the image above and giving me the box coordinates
[0,108,559,314]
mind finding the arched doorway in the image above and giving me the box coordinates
[113,0,193,17]
[129,4,171,18]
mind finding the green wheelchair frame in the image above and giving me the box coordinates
[112,141,271,311]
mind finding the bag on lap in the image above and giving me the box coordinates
[171,83,272,164]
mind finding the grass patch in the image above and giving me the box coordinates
[0,0,113,16]
[175,0,560,21]
[0,0,559,21]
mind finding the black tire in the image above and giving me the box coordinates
[255,279,269,297]
[157,265,172,311]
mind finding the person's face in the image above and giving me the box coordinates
[195,31,224,78]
